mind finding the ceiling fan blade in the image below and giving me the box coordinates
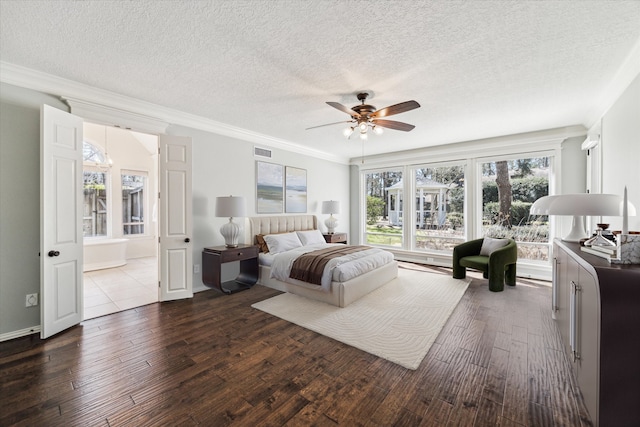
[372,119,416,132]
[305,121,352,130]
[371,100,420,118]
[326,101,361,118]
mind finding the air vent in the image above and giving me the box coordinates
[254,146,272,158]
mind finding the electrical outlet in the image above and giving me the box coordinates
[193,264,201,274]
[26,293,38,307]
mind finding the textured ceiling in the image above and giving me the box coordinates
[1,0,639,160]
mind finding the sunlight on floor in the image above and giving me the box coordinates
[83,257,158,320]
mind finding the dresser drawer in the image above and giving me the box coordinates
[219,246,258,262]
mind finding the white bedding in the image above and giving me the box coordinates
[268,243,394,291]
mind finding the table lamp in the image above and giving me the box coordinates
[530,193,636,242]
[215,196,246,248]
[322,200,340,234]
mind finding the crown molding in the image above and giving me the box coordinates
[0,61,349,164]
[355,125,587,169]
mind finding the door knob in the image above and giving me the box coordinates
[184,238,190,243]
[48,250,60,257]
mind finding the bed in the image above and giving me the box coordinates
[248,215,398,307]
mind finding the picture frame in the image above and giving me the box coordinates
[285,166,307,213]
[256,161,284,213]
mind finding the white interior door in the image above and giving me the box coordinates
[159,134,193,301]
[40,105,84,338]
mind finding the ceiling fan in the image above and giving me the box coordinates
[307,92,420,139]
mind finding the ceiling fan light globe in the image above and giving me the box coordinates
[358,121,368,132]
[343,127,354,137]
[373,126,384,135]
[359,132,368,140]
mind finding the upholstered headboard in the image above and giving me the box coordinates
[248,215,318,244]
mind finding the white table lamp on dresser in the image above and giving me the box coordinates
[216,196,246,248]
[322,200,340,234]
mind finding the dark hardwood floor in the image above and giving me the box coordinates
[0,264,592,426]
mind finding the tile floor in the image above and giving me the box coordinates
[83,257,158,320]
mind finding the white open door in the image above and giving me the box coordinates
[159,134,193,301]
[40,105,84,338]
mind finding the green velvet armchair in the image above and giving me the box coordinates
[452,238,517,292]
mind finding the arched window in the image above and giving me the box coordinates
[83,140,107,164]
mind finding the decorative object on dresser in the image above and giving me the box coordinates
[553,239,640,426]
[202,244,258,294]
[321,200,340,234]
[530,193,636,242]
[323,232,347,244]
[215,195,246,248]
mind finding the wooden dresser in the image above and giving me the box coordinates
[553,239,640,426]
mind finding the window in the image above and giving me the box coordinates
[414,164,465,252]
[364,170,403,247]
[83,170,108,237]
[480,156,550,262]
[122,172,147,235]
[83,141,109,237]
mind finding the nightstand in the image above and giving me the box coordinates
[323,233,347,244]
[202,244,259,294]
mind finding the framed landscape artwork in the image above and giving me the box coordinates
[285,166,307,213]
[256,161,284,213]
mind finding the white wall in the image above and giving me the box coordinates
[0,87,69,336]
[167,125,350,293]
[601,74,640,231]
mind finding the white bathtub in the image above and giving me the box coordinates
[83,238,129,272]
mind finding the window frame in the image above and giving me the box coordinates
[121,169,149,237]
[82,140,112,239]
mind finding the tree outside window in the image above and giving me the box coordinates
[481,156,550,261]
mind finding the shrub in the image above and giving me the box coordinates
[447,212,464,229]
[483,176,548,204]
[366,196,385,225]
[483,200,533,226]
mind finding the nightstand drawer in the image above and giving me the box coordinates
[323,233,347,244]
[219,246,258,262]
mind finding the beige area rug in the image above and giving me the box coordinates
[251,269,471,370]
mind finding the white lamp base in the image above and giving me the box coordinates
[562,215,588,242]
[325,214,338,234]
[220,217,241,248]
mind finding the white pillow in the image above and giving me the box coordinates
[480,237,509,256]
[296,229,326,246]
[263,232,303,254]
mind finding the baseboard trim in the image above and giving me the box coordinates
[0,326,40,342]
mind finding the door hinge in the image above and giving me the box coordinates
[158,237,160,243]
[158,281,161,288]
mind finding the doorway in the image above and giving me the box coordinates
[81,123,159,320]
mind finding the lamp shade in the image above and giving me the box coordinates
[322,200,340,215]
[530,193,636,242]
[530,194,636,216]
[215,196,246,218]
